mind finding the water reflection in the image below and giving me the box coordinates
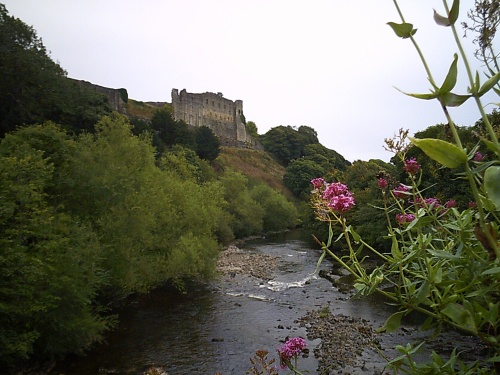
[54,230,394,375]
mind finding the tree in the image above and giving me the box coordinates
[246,121,259,138]
[219,170,264,238]
[260,126,311,166]
[150,109,196,152]
[284,158,325,198]
[249,184,299,231]
[0,5,110,136]
[195,125,220,161]
[0,128,110,370]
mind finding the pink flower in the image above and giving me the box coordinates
[323,182,355,213]
[377,178,388,189]
[468,201,477,208]
[473,152,485,162]
[311,178,326,189]
[395,213,415,225]
[278,337,307,370]
[445,199,457,208]
[393,184,410,199]
[424,197,441,208]
[403,158,421,176]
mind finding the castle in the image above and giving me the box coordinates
[71,80,262,150]
[171,89,262,150]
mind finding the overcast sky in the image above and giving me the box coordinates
[4,0,496,162]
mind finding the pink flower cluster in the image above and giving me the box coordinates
[278,337,307,369]
[311,177,326,189]
[473,152,485,162]
[322,182,355,213]
[395,213,415,225]
[393,184,410,199]
[403,158,421,176]
[377,178,388,189]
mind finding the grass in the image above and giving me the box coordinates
[215,147,294,198]
[125,100,172,120]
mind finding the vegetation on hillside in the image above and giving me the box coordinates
[0,5,300,371]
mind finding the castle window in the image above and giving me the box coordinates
[218,103,221,109]
[212,101,214,107]
[206,99,208,104]
[224,105,226,110]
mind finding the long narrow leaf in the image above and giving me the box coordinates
[439,54,458,94]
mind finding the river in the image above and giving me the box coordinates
[52,230,483,375]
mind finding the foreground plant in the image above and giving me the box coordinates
[277,337,307,374]
[311,0,500,373]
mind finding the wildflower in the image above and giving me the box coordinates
[403,158,421,176]
[445,199,457,208]
[377,178,388,189]
[393,184,410,199]
[278,337,307,370]
[468,201,478,208]
[473,152,485,162]
[395,213,415,225]
[323,182,355,213]
[424,197,440,208]
[311,177,326,189]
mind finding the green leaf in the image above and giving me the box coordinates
[439,92,471,107]
[478,70,500,97]
[433,9,451,26]
[448,0,460,25]
[427,249,459,260]
[387,22,417,39]
[469,70,480,93]
[439,54,458,94]
[349,226,361,242]
[480,136,500,155]
[376,310,407,333]
[414,280,431,304]
[441,303,477,334]
[313,250,326,275]
[326,222,333,248]
[481,267,500,276]
[391,235,402,260]
[410,137,467,168]
[396,88,438,100]
[484,166,500,210]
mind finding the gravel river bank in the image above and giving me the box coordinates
[54,231,488,375]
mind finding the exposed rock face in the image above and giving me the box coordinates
[172,88,263,150]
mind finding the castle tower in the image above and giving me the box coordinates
[171,88,262,149]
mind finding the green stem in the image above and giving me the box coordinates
[444,0,500,151]
[393,0,438,87]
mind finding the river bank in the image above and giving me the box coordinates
[52,231,489,375]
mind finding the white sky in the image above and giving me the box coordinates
[4,0,497,162]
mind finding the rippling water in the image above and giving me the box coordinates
[52,230,482,375]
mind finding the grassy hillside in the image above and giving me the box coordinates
[215,147,293,198]
[125,99,172,120]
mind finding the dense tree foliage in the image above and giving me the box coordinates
[392,124,481,208]
[249,184,300,231]
[0,114,302,371]
[0,5,111,136]
[246,120,258,138]
[260,126,312,166]
[195,125,221,161]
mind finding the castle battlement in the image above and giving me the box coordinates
[171,89,262,150]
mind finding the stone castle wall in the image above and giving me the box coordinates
[69,80,262,150]
[171,89,263,150]
[70,79,127,113]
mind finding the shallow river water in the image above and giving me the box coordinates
[53,231,482,375]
